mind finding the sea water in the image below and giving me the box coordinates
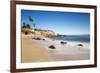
[49,35,90,42]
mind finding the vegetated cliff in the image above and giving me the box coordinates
[22,28,56,37]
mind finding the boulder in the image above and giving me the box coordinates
[48,45,56,49]
[77,44,83,46]
[42,39,45,40]
[32,37,41,40]
[60,41,67,44]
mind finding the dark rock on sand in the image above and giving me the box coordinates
[32,37,46,41]
[42,39,45,40]
[24,31,28,35]
[60,41,67,45]
[49,45,56,49]
[32,37,41,40]
[77,44,83,46]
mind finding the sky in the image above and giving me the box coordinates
[21,10,90,35]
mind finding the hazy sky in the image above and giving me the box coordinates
[21,10,90,35]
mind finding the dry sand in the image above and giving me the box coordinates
[21,34,90,63]
[21,34,49,63]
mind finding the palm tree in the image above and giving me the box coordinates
[26,24,31,29]
[22,22,26,28]
[29,16,34,22]
[28,16,36,30]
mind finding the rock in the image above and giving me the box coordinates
[77,44,83,46]
[42,39,45,40]
[60,41,67,44]
[33,37,41,40]
[36,37,41,40]
[24,31,28,35]
[49,45,56,49]
[32,37,46,40]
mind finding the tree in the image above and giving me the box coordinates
[26,24,31,29]
[29,16,34,22]
[22,22,26,28]
[28,16,36,30]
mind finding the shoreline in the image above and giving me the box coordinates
[21,34,90,63]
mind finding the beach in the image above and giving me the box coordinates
[21,34,90,63]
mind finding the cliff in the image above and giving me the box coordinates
[22,28,56,37]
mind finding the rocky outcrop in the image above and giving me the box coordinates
[40,31,55,37]
[22,28,56,37]
[21,28,35,34]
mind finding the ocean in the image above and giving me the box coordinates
[49,35,90,42]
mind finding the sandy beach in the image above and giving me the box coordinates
[21,34,49,63]
[21,34,90,63]
[21,9,90,63]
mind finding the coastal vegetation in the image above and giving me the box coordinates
[21,16,56,37]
